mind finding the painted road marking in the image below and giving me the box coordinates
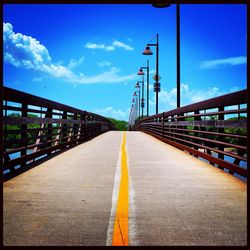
[112,132,129,246]
[106,136,122,246]
[106,132,132,246]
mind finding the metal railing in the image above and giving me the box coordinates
[133,89,247,178]
[3,87,116,180]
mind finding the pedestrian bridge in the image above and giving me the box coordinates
[3,87,247,246]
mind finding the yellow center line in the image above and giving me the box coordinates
[112,132,129,246]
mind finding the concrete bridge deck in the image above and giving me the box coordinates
[3,131,247,246]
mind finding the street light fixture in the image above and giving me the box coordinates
[152,3,171,8]
[137,60,150,116]
[142,33,160,114]
[152,4,181,108]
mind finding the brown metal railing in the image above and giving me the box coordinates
[133,89,247,178]
[3,87,116,180]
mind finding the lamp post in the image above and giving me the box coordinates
[132,98,137,122]
[137,59,150,116]
[136,80,144,118]
[152,3,181,108]
[142,33,160,114]
[134,84,140,120]
[130,105,134,126]
[176,4,180,108]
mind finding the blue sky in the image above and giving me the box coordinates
[3,4,247,120]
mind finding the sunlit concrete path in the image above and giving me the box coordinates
[3,131,247,246]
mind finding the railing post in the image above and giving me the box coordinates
[218,106,224,170]
[76,114,82,143]
[178,112,185,146]
[162,112,165,138]
[3,101,11,169]
[46,108,53,155]
[73,113,78,144]
[171,114,175,141]
[21,103,28,168]
[54,111,62,146]
[62,111,68,144]
[232,104,245,174]
[82,112,87,141]
[193,110,201,158]
[85,112,89,140]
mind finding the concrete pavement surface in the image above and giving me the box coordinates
[3,131,123,246]
[126,132,247,246]
[3,131,247,246]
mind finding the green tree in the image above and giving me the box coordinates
[107,117,128,131]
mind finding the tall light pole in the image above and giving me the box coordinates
[152,3,181,108]
[136,80,144,118]
[132,98,137,121]
[176,4,180,108]
[133,87,140,120]
[137,59,150,116]
[142,33,160,114]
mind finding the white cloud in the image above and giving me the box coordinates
[3,22,136,85]
[85,42,104,49]
[106,45,116,51]
[94,106,128,120]
[200,56,246,69]
[84,40,134,52]
[183,84,223,103]
[68,56,85,69]
[72,67,136,84]
[97,60,112,67]
[150,83,229,112]
[84,42,115,51]
[112,40,134,51]
[3,22,74,79]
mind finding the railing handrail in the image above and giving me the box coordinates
[3,87,113,124]
[137,89,247,124]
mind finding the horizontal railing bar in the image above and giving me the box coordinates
[163,127,247,139]
[161,120,246,129]
[3,116,107,125]
[143,130,247,177]
[4,127,103,155]
[3,87,114,125]
[139,90,247,123]
[3,87,87,116]
[4,125,74,134]
[140,120,246,129]
[3,106,63,116]
[163,109,247,120]
[144,123,247,139]
[143,124,247,143]
[142,128,247,161]
[162,130,246,150]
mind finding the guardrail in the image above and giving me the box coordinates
[3,87,116,180]
[133,89,247,178]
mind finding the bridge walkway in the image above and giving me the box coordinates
[3,131,247,246]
